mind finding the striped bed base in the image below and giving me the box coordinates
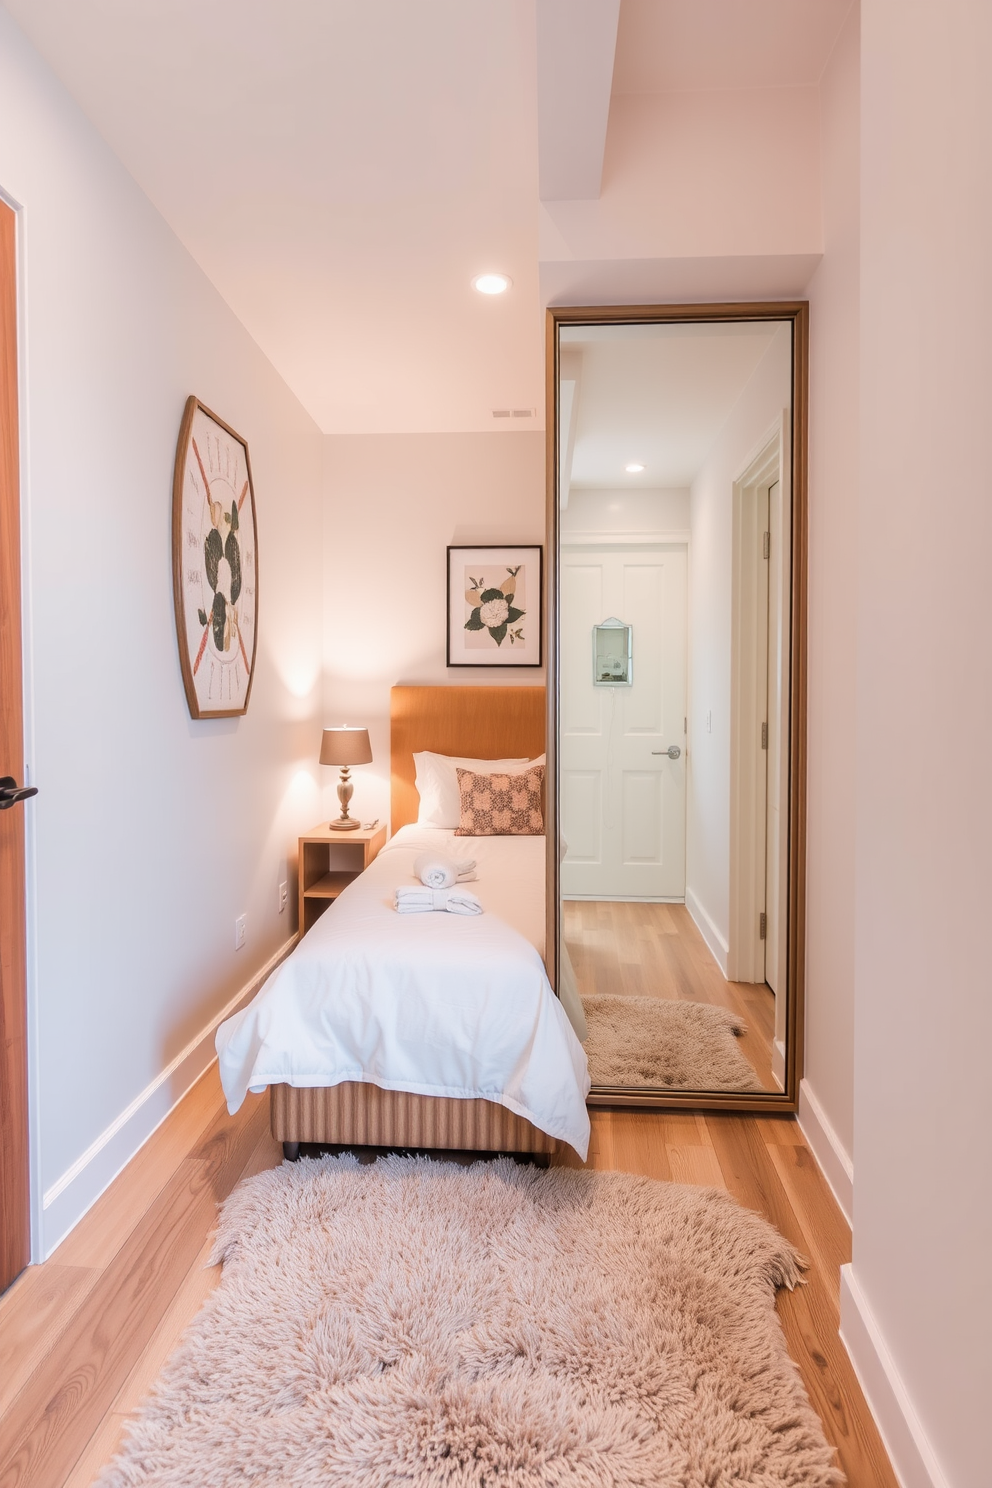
[270,1082,559,1155]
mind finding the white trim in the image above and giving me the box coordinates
[9,194,47,1266]
[562,893,684,903]
[40,935,296,1257]
[771,1037,785,1091]
[840,1266,952,1488]
[797,1078,854,1225]
[684,886,728,976]
[561,530,691,547]
[728,422,784,984]
[732,417,785,491]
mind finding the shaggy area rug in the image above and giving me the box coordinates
[98,1156,840,1488]
[582,994,765,1092]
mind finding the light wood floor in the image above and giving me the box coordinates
[0,1068,896,1488]
[564,899,778,1087]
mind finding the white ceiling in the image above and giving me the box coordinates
[563,321,785,488]
[3,0,543,434]
[2,0,848,435]
[537,0,620,200]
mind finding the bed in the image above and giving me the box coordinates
[215,686,590,1160]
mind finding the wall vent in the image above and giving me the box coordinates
[492,408,536,420]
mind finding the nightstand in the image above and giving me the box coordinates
[297,821,387,935]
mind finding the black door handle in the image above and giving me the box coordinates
[0,776,38,809]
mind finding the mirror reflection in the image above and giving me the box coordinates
[593,619,633,686]
[556,317,795,1096]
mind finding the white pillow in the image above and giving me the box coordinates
[414,751,546,829]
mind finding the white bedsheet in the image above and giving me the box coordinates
[215,825,591,1157]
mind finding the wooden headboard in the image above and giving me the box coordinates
[390,686,546,832]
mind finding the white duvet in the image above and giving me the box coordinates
[215,826,591,1158]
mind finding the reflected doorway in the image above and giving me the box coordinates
[560,542,687,900]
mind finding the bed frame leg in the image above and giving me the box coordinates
[282,1141,300,1162]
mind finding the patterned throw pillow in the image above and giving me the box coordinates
[455,765,545,836]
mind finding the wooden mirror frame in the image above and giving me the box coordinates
[544,302,809,1112]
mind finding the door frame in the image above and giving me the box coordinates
[545,301,808,1113]
[728,419,788,983]
[0,193,30,1289]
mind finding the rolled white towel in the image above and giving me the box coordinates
[394,886,483,916]
[412,852,478,888]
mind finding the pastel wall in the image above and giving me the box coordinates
[544,87,822,262]
[321,432,546,828]
[800,2,860,1200]
[540,84,824,307]
[845,3,992,1485]
[0,10,325,1257]
[685,325,791,961]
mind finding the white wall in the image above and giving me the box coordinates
[801,3,859,1190]
[686,326,792,954]
[561,487,689,539]
[845,3,992,1484]
[0,10,325,1256]
[322,432,545,828]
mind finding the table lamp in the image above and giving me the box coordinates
[319,726,373,831]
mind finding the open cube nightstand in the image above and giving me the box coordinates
[297,821,387,935]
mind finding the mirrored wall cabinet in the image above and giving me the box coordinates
[545,303,808,1111]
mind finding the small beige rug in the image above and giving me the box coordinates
[98,1156,839,1487]
[583,994,764,1092]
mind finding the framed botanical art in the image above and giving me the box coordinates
[172,396,259,718]
[446,545,543,667]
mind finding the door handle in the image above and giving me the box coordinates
[0,776,39,809]
[651,746,681,760]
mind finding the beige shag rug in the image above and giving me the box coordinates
[98,1155,840,1488]
[582,994,765,1092]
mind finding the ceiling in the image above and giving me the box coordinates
[613,0,852,93]
[2,0,850,435]
[563,321,784,488]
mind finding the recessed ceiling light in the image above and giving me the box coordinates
[625,462,645,474]
[473,273,512,295]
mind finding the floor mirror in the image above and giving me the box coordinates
[545,303,808,1111]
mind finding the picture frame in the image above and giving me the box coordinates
[172,396,259,718]
[446,545,543,668]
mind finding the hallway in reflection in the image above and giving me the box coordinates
[563,900,775,1088]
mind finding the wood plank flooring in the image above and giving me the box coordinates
[564,899,777,1087]
[0,1068,897,1488]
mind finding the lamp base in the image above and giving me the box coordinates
[328,816,361,831]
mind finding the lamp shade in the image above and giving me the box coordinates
[319,727,373,767]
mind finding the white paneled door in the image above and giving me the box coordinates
[560,545,687,899]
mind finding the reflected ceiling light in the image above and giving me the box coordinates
[625,462,645,473]
[472,273,512,295]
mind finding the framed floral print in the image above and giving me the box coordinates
[446,545,542,667]
[172,397,259,718]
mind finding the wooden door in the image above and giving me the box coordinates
[560,545,687,899]
[0,197,30,1292]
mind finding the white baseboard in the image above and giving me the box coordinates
[40,935,296,1258]
[561,894,684,904]
[796,1078,854,1227]
[684,887,729,976]
[771,1037,785,1091]
[840,1265,951,1488]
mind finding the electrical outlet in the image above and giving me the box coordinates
[235,914,247,950]
[278,880,288,914]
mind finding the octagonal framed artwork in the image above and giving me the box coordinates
[172,397,259,718]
